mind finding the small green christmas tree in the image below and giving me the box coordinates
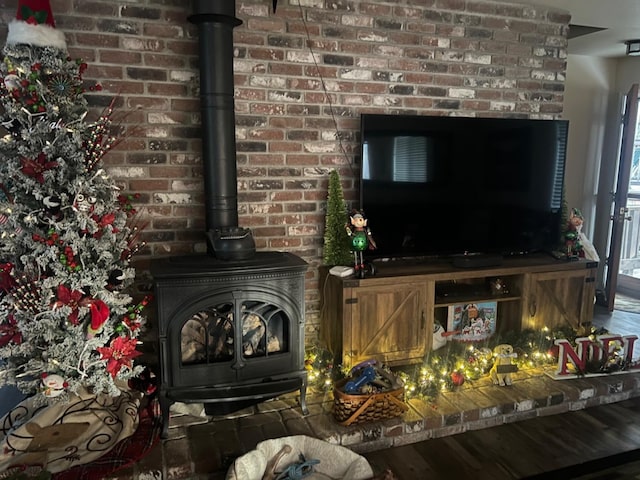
[323,170,352,266]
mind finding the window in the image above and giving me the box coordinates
[393,136,428,182]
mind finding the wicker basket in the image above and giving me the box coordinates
[332,378,408,426]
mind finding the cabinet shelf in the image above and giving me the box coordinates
[434,294,521,307]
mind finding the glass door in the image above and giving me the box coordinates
[603,84,640,310]
[617,132,640,298]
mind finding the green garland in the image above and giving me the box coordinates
[304,325,627,402]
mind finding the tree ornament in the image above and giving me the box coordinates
[41,373,68,398]
[92,212,117,238]
[0,262,15,293]
[0,314,22,347]
[72,191,96,214]
[121,226,147,261]
[20,153,58,184]
[86,299,110,339]
[3,74,20,91]
[7,0,67,49]
[122,296,151,333]
[83,99,122,172]
[107,269,125,288]
[117,193,140,216]
[12,274,41,314]
[128,366,157,396]
[0,0,147,399]
[56,245,81,272]
[47,73,72,95]
[52,284,91,325]
[450,371,465,387]
[43,194,62,218]
[97,336,143,378]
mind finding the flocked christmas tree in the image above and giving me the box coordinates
[0,0,147,400]
[323,170,353,267]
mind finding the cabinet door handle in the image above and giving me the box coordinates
[421,310,425,330]
[529,299,537,317]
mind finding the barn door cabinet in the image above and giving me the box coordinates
[522,269,597,331]
[320,255,598,370]
[331,277,431,370]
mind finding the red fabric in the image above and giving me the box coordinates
[15,0,55,27]
[52,398,162,480]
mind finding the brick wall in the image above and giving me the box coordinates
[0,0,570,344]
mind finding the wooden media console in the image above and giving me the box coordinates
[320,254,598,370]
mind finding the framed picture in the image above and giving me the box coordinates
[447,301,497,342]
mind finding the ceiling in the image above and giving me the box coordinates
[504,0,640,58]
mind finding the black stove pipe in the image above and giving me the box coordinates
[188,0,255,260]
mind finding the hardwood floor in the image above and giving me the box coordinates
[592,304,640,337]
[363,307,640,480]
[363,396,640,479]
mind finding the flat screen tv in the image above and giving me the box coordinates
[359,113,569,260]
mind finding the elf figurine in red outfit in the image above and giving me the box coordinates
[346,209,377,278]
[565,208,584,259]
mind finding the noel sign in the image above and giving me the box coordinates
[550,334,639,379]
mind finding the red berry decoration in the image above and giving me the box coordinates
[451,371,465,387]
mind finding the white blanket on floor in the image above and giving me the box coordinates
[226,435,374,480]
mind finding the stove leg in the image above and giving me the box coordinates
[159,393,172,439]
[300,377,309,415]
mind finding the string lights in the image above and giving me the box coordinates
[304,326,584,401]
[12,274,42,314]
[83,98,127,173]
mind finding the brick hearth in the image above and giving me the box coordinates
[103,366,640,480]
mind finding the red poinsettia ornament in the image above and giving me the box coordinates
[94,212,116,229]
[20,152,58,184]
[97,336,142,378]
[0,314,22,347]
[0,263,15,293]
[90,212,117,238]
[53,284,92,325]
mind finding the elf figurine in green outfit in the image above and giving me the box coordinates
[346,209,377,278]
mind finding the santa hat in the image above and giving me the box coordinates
[6,0,67,49]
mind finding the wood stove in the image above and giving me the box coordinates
[150,1,309,438]
[152,252,308,438]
